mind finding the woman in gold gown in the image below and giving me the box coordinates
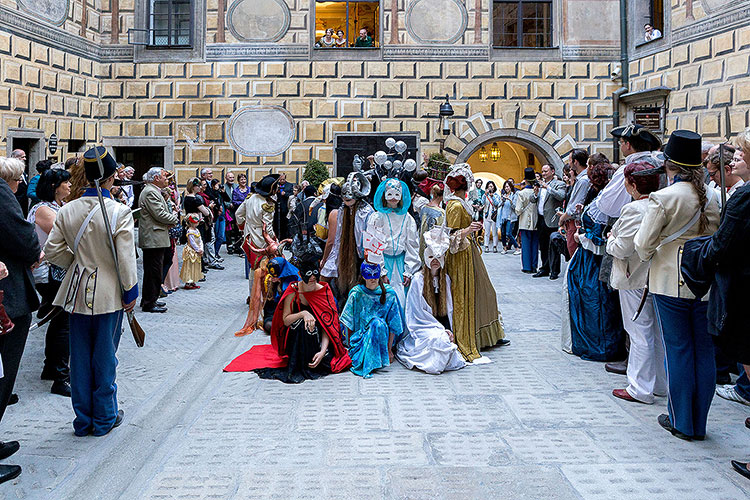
[444,164,507,362]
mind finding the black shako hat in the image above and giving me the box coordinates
[610,123,662,151]
[524,167,536,182]
[255,173,280,197]
[83,146,118,182]
[660,129,703,168]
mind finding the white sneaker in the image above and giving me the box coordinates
[484,247,490,252]
[716,385,750,406]
[500,249,508,255]
[513,249,521,255]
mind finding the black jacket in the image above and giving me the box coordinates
[682,183,750,337]
[0,178,41,318]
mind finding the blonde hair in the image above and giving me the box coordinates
[735,127,750,156]
[0,157,24,183]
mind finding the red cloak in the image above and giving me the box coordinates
[224,282,351,373]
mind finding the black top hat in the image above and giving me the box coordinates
[83,146,118,182]
[610,124,661,151]
[250,181,257,194]
[660,130,703,168]
[524,167,536,182]
[255,174,280,197]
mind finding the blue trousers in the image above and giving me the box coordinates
[501,219,519,249]
[519,229,539,272]
[653,294,714,438]
[214,215,226,255]
[734,365,750,400]
[69,311,124,436]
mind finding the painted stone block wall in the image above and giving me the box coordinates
[0,31,101,156]
[93,59,618,183]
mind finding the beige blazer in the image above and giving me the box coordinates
[235,193,275,247]
[607,198,650,291]
[44,194,138,315]
[634,181,720,298]
[514,187,538,231]
[137,183,179,249]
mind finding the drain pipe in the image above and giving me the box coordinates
[612,0,629,164]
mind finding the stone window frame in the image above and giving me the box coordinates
[490,0,561,61]
[133,0,206,63]
[310,0,383,61]
[630,0,670,60]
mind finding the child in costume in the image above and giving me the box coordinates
[340,262,405,378]
[254,258,351,384]
[369,178,420,308]
[397,226,465,374]
[261,256,300,334]
[180,214,204,289]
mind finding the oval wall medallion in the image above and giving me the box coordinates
[226,0,291,43]
[16,0,69,26]
[405,0,468,44]
[228,105,295,157]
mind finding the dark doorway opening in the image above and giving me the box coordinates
[113,146,165,205]
[8,137,45,177]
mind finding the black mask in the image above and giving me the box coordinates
[299,260,320,284]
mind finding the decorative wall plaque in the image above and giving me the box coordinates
[226,0,290,43]
[405,0,468,44]
[227,105,295,157]
[16,0,69,26]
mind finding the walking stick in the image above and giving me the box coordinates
[92,148,146,347]
[718,141,727,218]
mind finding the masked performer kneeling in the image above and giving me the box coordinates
[396,227,466,374]
[340,262,405,378]
[254,259,351,384]
[261,257,300,334]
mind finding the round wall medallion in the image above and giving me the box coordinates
[228,105,295,157]
[16,0,69,26]
[405,0,468,44]
[226,0,291,43]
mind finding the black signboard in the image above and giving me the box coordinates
[634,109,661,131]
[48,133,58,155]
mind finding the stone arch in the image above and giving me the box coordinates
[456,128,565,173]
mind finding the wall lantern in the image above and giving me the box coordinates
[490,142,500,161]
[479,146,488,162]
[439,95,454,136]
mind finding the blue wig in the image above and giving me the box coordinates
[374,178,411,216]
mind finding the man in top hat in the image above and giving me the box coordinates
[515,167,540,274]
[236,174,279,296]
[44,146,138,437]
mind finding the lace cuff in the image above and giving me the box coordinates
[449,230,470,254]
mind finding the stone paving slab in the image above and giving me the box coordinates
[5,250,750,499]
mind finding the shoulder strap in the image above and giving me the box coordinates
[72,201,122,254]
[658,188,714,249]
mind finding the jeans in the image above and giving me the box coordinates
[519,229,539,272]
[653,294,714,437]
[214,215,226,256]
[500,219,519,249]
[733,364,750,401]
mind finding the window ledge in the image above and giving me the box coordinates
[312,47,382,61]
[490,46,561,62]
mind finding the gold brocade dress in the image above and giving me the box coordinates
[445,199,505,362]
[180,228,204,284]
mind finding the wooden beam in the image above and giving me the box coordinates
[217,0,225,42]
[389,0,399,44]
[473,0,481,44]
[80,0,88,37]
[111,0,120,44]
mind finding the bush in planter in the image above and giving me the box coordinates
[303,159,329,188]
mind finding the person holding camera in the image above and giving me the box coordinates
[534,165,566,278]
[515,168,539,273]
[482,181,501,252]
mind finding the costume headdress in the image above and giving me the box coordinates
[374,177,411,215]
[298,258,321,284]
[186,213,201,224]
[360,262,382,280]
[342,171,371,200]
[423,225,451,269]
[444,163,476,216]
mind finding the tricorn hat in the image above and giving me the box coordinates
[524,167,536,182]
[83,146,118,182]
[610,123,662,151]
[255,173,280,197]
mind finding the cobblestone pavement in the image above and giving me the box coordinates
[3,250,750,499]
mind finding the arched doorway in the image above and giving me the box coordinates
[455,128,565,180]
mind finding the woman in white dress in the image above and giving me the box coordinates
[397,226,465,374]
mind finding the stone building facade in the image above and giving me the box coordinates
[0,0,747,184]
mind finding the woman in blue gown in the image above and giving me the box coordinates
[340,262,405,378]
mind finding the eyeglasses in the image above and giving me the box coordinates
[12,178,23,182]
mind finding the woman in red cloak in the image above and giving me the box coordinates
[252,258,351,383]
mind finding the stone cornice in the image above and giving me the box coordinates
[561,46,620,61]
[207,44,309,61]
[673,4,750,46]
[0,5,134,63]
[383,45,489,60]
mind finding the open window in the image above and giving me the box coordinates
[642,0,664,43]
[314,0,380,49]
[492,0,552,48]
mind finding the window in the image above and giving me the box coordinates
[149,0,192,48]
[492,0,552,48]
[314,0,379,49]
[642,0,664,43]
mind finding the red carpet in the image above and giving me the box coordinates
[223,345,287,372]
